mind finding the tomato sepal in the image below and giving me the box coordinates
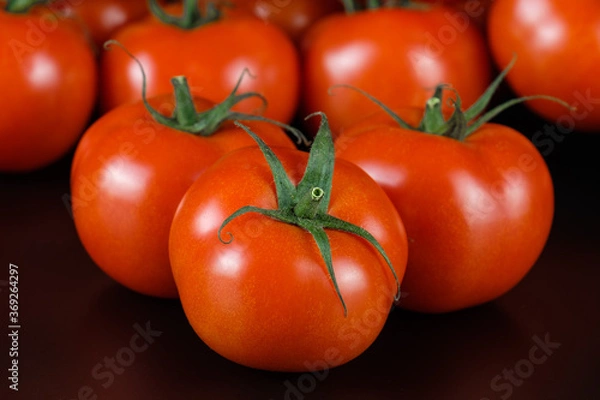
[218,115,401,316]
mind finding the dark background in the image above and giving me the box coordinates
[1,100,599,400]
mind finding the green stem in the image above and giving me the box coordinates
[148,0,220,29]
[5,0,44,12]
[171,77,201,127]
[418,85,447,133]
[293,187,325,219]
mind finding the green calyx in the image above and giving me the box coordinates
[332,56,572,141]
[218,114,401,316]
[148,0,221,29]
[4,0,45,13]
[103,40,307,145]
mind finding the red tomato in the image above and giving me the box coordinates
[201,0,343,44]
[0,2,97,172]
[53,0,156,50]
[70,88,296,298]
[169,119,408,370]
[487,0,600,132]
[100,4,300,123]
[335,106,554,313]
[301,4,491,135]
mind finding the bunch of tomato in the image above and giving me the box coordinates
[1,0,597,372]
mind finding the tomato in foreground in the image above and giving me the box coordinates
[169,115,408,371]
[70,73,296,298]
[0,0,97,172]
[301,1,491,135]
[488,0,600,132]
[335,61,558,313]
[100,0,300,124]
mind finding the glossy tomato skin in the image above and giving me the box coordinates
[215,0,344,44]
[169,146,408,371]
[0,5,97,172]
[301,6,491,135]
[488,0,600,132]
[70,93,295,298]
[335,111,554,313]
[100,9,300,123]
[55,0,155,50]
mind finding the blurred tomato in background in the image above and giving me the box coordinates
[488,0,600,132]
[0,1,97,172]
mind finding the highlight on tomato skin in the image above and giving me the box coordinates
[168,116,408,371]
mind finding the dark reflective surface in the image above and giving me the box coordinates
[1,103,599,400]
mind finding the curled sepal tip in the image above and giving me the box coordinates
[328,85,415,131]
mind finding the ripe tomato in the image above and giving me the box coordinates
[70,81,296,298]
[487,0,600,132]
[335,71,555,313]
[200,0,343,44]
[53,0,156,50]
[169,117,408,370]
[0,2,97,172]
[301,4,491,135]
[100,3,300,124]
